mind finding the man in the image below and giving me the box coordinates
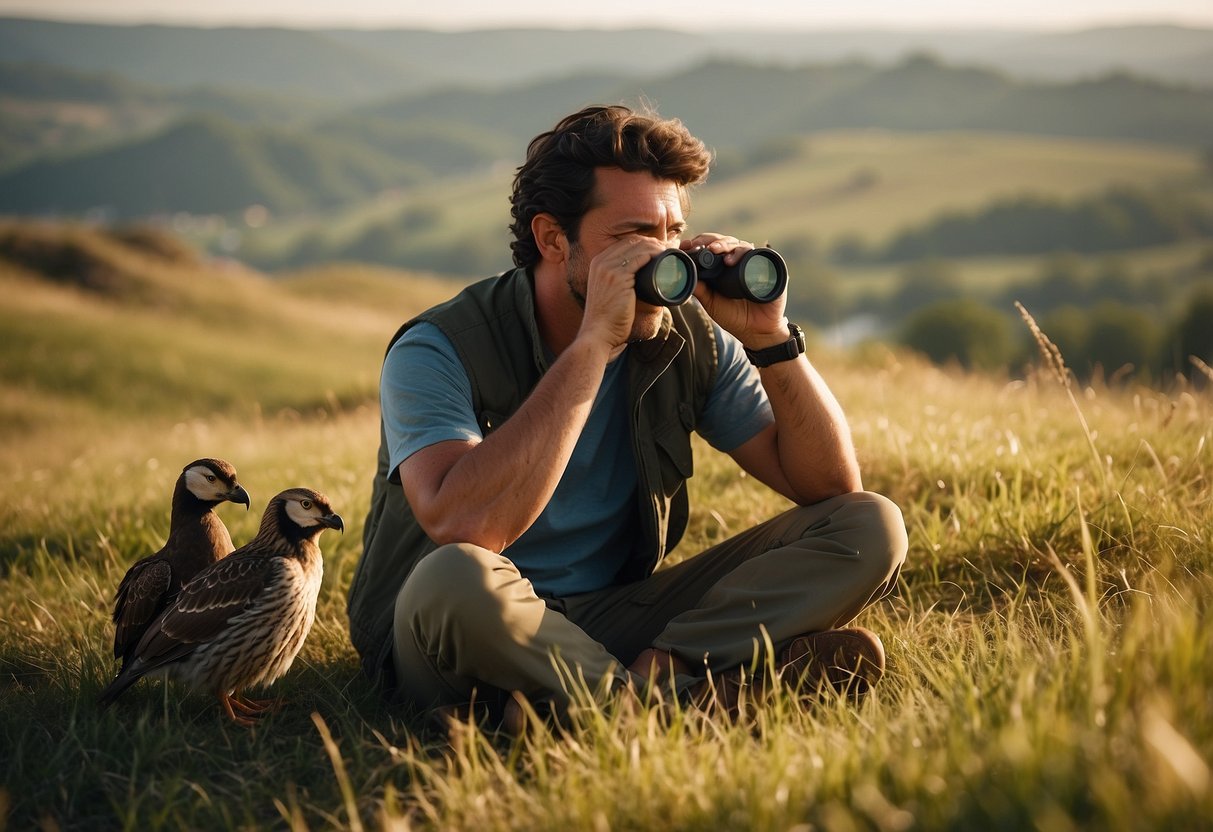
[348,105,907,726]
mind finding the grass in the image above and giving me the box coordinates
[1,226,1212,829]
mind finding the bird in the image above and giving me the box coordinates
[97,487,343,726]
[110,458,251,668]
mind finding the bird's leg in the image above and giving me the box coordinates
[230,690,282,715]
[218,690,258,727]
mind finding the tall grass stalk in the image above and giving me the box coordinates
[1016,301,1108,490]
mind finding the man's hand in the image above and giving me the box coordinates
[682,233,789,349]
[576,236,667,352]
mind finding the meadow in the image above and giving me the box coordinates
[1,223,1211,829]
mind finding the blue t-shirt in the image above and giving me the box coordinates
[380,319,773,596]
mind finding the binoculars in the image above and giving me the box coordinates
[634,247,788,308]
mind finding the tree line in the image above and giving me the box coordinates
[834,186,1213,264]
[895,281,1213,383]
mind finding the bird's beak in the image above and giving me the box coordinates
[320,513,345,533]
[228,485,252,510]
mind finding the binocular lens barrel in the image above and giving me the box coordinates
[740,252,782,300]
[694,247,788,303]
[635,246,788,307]
[634,249,696,307]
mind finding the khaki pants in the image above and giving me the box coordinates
[392,490,907,711]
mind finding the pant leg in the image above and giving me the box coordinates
[391,542,634,711]
[563,490,907,675]
[653,490,907,670]
[392,491,906,708]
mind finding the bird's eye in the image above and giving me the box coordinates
[206,475,216,483]
[301,499,313,510]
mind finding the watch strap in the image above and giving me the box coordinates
[744,323,806,368]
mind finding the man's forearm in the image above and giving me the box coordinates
[412,337,613,551]
[756,351,862,505]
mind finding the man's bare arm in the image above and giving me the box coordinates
[727,337,862,505]
[401,336,613,552]
[401,233,656,552]
[687,233,861,505]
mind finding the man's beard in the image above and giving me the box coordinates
[566,243,665,343]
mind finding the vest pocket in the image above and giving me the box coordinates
[652,418,694,494]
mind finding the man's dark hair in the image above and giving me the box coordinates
[509,105,713,268]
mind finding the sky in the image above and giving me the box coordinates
[2,0,1212,31]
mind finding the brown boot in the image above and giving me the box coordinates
[776,627,886,697]
[687,628,886,719]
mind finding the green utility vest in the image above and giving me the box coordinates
[347,267,719,688]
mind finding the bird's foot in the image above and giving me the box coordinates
[219,691,260,727]
[231,693,282,715]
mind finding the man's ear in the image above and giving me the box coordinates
[532,213,569,264]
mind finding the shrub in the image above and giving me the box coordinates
[898,298,1014,371]
[1167,285,1213,375]
[1084,301,1159,378]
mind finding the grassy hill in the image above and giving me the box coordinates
[0,115,429,217]
[0,221,454,453]
[0,61,334,171]
[0,220,1210,829]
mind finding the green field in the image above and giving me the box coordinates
[1,224,1211,829]
[695,130,1205,251]
[831,240,1213,303]
[216,130,1208,278]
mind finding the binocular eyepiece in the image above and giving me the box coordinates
[634,247,788,308]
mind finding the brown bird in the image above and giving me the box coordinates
[111,458,251,667]
[98,488,343,725]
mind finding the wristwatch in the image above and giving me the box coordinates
[744,323,806,368]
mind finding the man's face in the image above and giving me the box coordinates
[565,167,687,342]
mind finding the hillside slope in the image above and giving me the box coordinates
[0,116,426,217]
[0,221,452,444]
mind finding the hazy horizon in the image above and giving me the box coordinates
[2,0,1212,32]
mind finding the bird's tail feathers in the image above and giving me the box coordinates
[96,668,140,710]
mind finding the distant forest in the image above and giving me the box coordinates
[837,187,1213,262]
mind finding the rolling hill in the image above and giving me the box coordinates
[632,55,1213,149]
[0,115,427,217]
[0,60,333,169]
[0,220,448,446]
[4,17,1213,97]
[0,17,428,100]
[979,24,1213,86]
[225,130,1202,291]
[3,55,1212,222]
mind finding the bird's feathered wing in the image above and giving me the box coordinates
[98,554,282,707]
[98,487,334,713]
[132,555,282,672]
[112,556,173,660]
